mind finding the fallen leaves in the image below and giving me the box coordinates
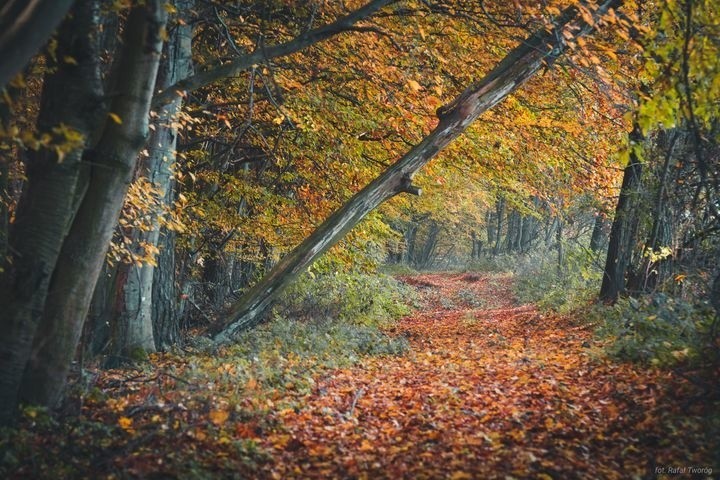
[258,273,718,479]
[1,273,716,479]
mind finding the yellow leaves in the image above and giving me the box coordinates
[108,112,123,125]
[406,79,423,92]
[450,471,473,480]
[209,409,230,426]
[118,416,134,432]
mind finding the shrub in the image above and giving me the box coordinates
[590,294,717,367]
[274,270,416,328]
[511,246,602,313]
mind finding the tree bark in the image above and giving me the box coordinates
[599,125,644,302]
[111,0,194,362]
[493,197,506,255]
[0,0,76,90]
[152,228,179,350]
[214,0,624,342]
[0,0,103,423]
[18,1,167,409]
[589,213,606,252]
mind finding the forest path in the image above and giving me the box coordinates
[260,272,710,479]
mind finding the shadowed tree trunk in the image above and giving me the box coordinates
[414,220,441,270]
[0,0,76,90]
[17,0,167,409]
[214,0,624,342]
[493,197,506,255]
[600,124,644,302]
[589,214,607,252]
[0,0,103,423]
[153,228,180,349]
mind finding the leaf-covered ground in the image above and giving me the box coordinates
[2,273,718,479]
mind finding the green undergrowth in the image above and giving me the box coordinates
[589,294,719,368]
[183,270,414,406]
[511,247,602,314]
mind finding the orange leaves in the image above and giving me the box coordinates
[252,272,716,478]
[6,272,716,478]
[118,416,134,432]
[209,409,230,426]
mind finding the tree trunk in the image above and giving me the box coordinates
[493,197,506,255]
[589,214,606,252]
[556,219,564,276]
[635,129,681,292]
[153,228,179,350]
[0,0,103,422]
[0,0,76,90]
[17,1,167,409]
[485,210,496,256]
[414,221,440,270]
[214,0,624,342]
[86,262,118,356]
[111,0,193,362]
[403,222,418,265]
[599,125,644,302]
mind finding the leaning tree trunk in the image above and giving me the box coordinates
[110,0,193,362]
[214,0,625,342]
[17,1,167,409]
[599,124,644,302]
[0,0,104,423]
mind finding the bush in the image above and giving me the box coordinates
[590,294,717,367]
[511,246,602,313]
[274,270,416,328]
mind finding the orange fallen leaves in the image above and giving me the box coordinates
[5,273,715,479]
[258,273,718,479]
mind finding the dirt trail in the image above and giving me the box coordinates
[260,273,715,479]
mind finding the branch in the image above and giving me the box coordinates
[152,0,394,108]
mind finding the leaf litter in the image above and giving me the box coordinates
[2,273,717,479]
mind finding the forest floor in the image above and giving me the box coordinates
[2,273,718,479]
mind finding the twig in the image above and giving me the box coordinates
[346,387,366,418]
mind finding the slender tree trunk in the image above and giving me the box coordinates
[599,125,644,302]
[556,219,564,276]
[403,223,418,265]
[635,129,681,291]
[214,0,624,342]
[111,1,193,361]
[0,0,103,422]
[589,214,606,252]
[18,1,167,409]
[485,210,496,256]
[493,197,505,255]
